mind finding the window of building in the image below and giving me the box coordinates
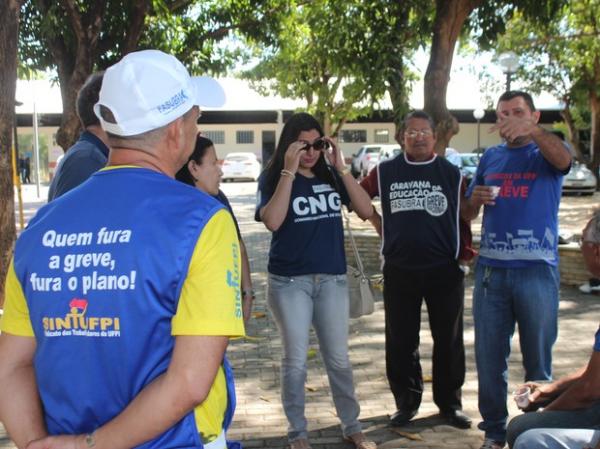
[374,129,389,143]
[236,130,254,144]
[203,130,225,144]
[339,129,367,143]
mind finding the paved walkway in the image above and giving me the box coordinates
[222,183,600,449]
[3,183,599,449]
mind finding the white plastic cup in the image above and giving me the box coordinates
[490,186,500,199]
[513,386,531,409]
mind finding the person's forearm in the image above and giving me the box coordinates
[461,197,482,221]
[526,366,585,409]
[259,176,294,231]
[0,335,46,449]
[340,172,373,219]
[545,382,597,411]
[368,209,382,237]
[87,336,228,449]
[546,353,600,411]
[532,127,572,171]
[240,239,253,323]
[0,364,46,448]
[546,366,586,395]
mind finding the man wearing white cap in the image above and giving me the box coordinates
[0,50,244,449]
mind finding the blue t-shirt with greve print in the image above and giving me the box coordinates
[595,327,600,352]
[256,172,350,276]
[467,142,566,268]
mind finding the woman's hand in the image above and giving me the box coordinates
[283,141,307,174]
[323,136,347,172]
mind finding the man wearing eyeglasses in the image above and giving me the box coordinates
[360,110,472,430]
[463,91,572,449]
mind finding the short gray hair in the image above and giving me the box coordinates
[584,209,600,243]
[99,104,185,150]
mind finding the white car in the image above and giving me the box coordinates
[562,162,597,195]
[378,145,402,163]
[221,152,261,182]
[366,144,402,174]
[350,145,382,178]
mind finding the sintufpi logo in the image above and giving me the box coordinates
[42,298,121,338]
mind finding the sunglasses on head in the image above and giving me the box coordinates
[301,138,330,152]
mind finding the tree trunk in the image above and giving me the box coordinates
[0,0,22,307]
[36,0,150,150]
[55,59,94,150]
[331,117,347,139]
[424,0,481,155]
[560,106,584,161]
[386,3,411,143]
[589,88,600,188]
[388,63,410,144]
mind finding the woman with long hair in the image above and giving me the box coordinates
[255,112,375,449]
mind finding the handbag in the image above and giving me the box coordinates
[344,208,375,318]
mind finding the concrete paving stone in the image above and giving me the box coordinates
[376,440,411,449]
[310,437,347,444]
[237,440,268,448]
[440,437,484,445]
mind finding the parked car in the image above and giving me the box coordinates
[221,152,261,182]
[458,153,480,183]
[562,162,597,195]
[366,144,403,174]
[350,145,382,178]
[378,145,402,163]
[447,152,480,183]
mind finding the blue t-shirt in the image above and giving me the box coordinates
[467,142,566,268]
[594,327,600,352]
[256,172,350,276]
[48,131,109,201]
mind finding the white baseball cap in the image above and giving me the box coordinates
[94,49,225,136]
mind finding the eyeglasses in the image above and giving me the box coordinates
[405,129,433,139]
[301,138,330,151]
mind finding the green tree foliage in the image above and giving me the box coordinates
[0,0,23,306]
[495,0,600,172]
[19,0,284,150]
[423,0,565,154]
[244,0,427,136]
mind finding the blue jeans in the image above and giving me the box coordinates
[507,401,600,447]
[267,273,362,442]
[514,428,600,449]
[473,263,559,443]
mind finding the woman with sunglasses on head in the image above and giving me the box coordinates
[255,112,375,449]
[177,135,254,324]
